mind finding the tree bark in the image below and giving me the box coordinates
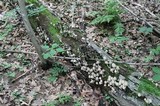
[18,0,46,65]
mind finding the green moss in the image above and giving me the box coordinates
[40,10,60,43]
[138,78,160,97]
[27,1,61,43]
[29,16,38,30]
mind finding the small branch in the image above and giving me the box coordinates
[132,2,160,20]
[1,49,159,66]
[114,61,160,66]
[11,65,37,83]
[0,49,37,55]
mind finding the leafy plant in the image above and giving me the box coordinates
[0,9,16,40]
[109,36,128,43]
[57,94,71,104]
[43,94,71,106]
[144,45,160,62]
[90,0,127,44]
[42,43,64,59]
[11,90,25,104]
[73,99,82,106]
[0,62,12,69]
[6,72,16,79]
[114,23,125,36]
[0,24,13,40]
[48,63,67,82]
[139,26,153,35]
[152,67,160,81]
[90,0,122,25]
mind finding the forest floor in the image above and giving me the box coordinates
[0,0,160,106]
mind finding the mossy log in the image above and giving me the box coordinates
[27,1,160,106]
[27,0,61,44]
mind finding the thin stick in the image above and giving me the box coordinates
[11,65,37,83]
[1,49,160,66]
[0,49,37,55]
[132,2,160,20]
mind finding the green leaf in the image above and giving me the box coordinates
[114,23,125,36]
[139,26,153,35]
[0,36,4,40]
[109,36,128,43]
[41,45,49,50]
[48,76,57,82]
[150,49,158,55]
[90,16,103,25]
[43,53,50,59]
[87,11,99,17]
[152,67,160,74]
[51,43,59,49]
[143,55,153,62]
[152,74,160,81]
[157,45,160,51]
[102,15,115,23]
[6,72,16,78]
[56,48,64,53]
[49,49,57,55]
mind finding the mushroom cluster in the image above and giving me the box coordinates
[107,75,128,90]
[81,60,128,92]
[81,61,105,85]
[105,60,120,73]
[66,46,81,66]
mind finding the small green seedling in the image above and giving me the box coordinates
[152,67,160,81]
[48,63,66,82]
[139,26,153,35]
[43,94,71,106]
[42,43,64,59]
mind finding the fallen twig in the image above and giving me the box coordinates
[1,49,159,66]
[11,65,37,83]
[0,49,37,55]
[132,2,160,20]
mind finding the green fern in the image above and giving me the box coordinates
[43,94,71,106]
[48,63,67,82]
[114,23,125,36]
[90,0,122,25]
[109,36,128,43]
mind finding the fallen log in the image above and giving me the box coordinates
[27,1,160,106]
